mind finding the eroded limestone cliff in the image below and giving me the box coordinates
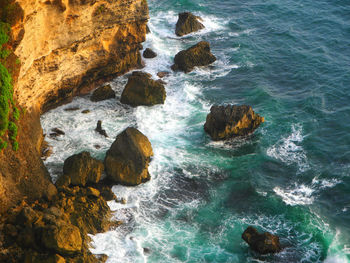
[0,0,149,213]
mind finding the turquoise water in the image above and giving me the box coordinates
[41,0,350,262]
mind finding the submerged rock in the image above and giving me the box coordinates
[175,12,205,36]
[143,48,157,58]
[242,226,282,254]
[157,71,170,78]
[120,71,166,106]
[95,120,108,137]
[204,105,264,141]
[56,151,104,187]
[104,127,153,185]
[171,41,216,73]
[90,84,115,102]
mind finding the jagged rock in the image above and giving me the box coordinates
[146,25,151,34]
[104,127,153,185]
[81,109,90,114]
[143,48,157,58]
[157,71,170,78]
[42,223,82,255]
[171,41,216,73]
[95,120,108,137]
[120,71,166,106]
[16,207,38,225]
[57,152,104,187]
[204,105,264,141]
[86,187,100,198]
[64,107,80,112]
[90,85,115,102]
[242,226,282,254]
[50,128,65,138]
[175,12,205,36]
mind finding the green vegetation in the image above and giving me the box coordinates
[0,20,20,151]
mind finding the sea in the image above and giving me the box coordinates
[40,0,350,262]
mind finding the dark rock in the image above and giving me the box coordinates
[94,144,101,149]
[104,127,153,185]
[157,71,170,78]
[95,120,108,137]
[146,25,151,34]
[57,151,104,187]
[175,12,205,36]
[51,128,65,136]
[64,107,79,112]
[81,109,90,114]
[16,207,38,225]
[242,226,282,254]
[204,105,264,141]
[171,41,216,73]
[143,48,157,58]
[143,247,151,254]
[120,71,166,106]
[86,187,100,198]
[41,140,53,160]
[90,84,115,102]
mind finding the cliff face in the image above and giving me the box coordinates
[0,0,149,213]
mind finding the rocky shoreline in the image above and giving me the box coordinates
[0,2,276,262]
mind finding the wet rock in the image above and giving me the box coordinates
[95,120,108,137]
[50,128,65,138]
[42,223,82,255]
[120,71,166,106]
[16,207,38,225]
[81,109,90,114]
[104,127,153,185]
[171,41,216,73]
[146,25,151,34]
[57,152,104,187]
[90,84,115,102]
[41,140,53,160]
[204,105,264,141]
[143,48,157,58]
[242,226,282,254]
[64,106,79,112]
[157,71,170,78]
[175,12,205,36]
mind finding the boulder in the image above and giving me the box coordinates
[143,48,157,58]
[171,41,216,73]
[104,127,153,185]
[120,71,166,106]
[157,71,170,78]
[90,84,115,102]
[42,223,82,255]
[175,12,205,36]
[204,105,264,140]
[95,120,108,137]
[58,152,104,187]
[242,226,282,254]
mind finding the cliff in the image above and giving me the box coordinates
[0,0,149,213]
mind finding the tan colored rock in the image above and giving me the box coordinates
[121,71,166,106]
[204,105,264,140]
[175,12,205,36]
[104,127,153,185]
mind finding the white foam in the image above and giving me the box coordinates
[274,184,314,206]
[267,124,310,173]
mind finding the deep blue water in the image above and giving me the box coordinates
[41,0,350,262]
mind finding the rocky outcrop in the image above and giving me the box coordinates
[121,71,166,106]
[13,0,149,112]
[204,105,264,140]
[90,85,115,102]
[143,48,157,58]
[171,41,216,73]
[95,120,108,138]
[56,151,104,187]
[175,12,205,36]
[104,127,153,186]
[242,226,282,254]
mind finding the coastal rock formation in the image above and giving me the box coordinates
[171,41,216,73]
[204,105,264,140]
[104,127,153,185]
[175,12,205,36]
[56,151,104,187]
[121,71,166,106]
[242,226,282,254]
[95,120,108,138]
[143,48,157,58]
[91,85,115,102]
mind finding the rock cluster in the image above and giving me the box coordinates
[204,105,264,141]
[171,41,216,73]
[121,71,166,106]
[175,12,205,36]
[242,226,282,254]
[104,127,154,186]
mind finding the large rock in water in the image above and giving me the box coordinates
[120,71,166,106]
[90,84,115,102]
[171,41,216,73]
[175,12,205,36]
[242,226,282,254]
[204,105,264,140]
[56,151,104,187]
[104,127,153,185]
